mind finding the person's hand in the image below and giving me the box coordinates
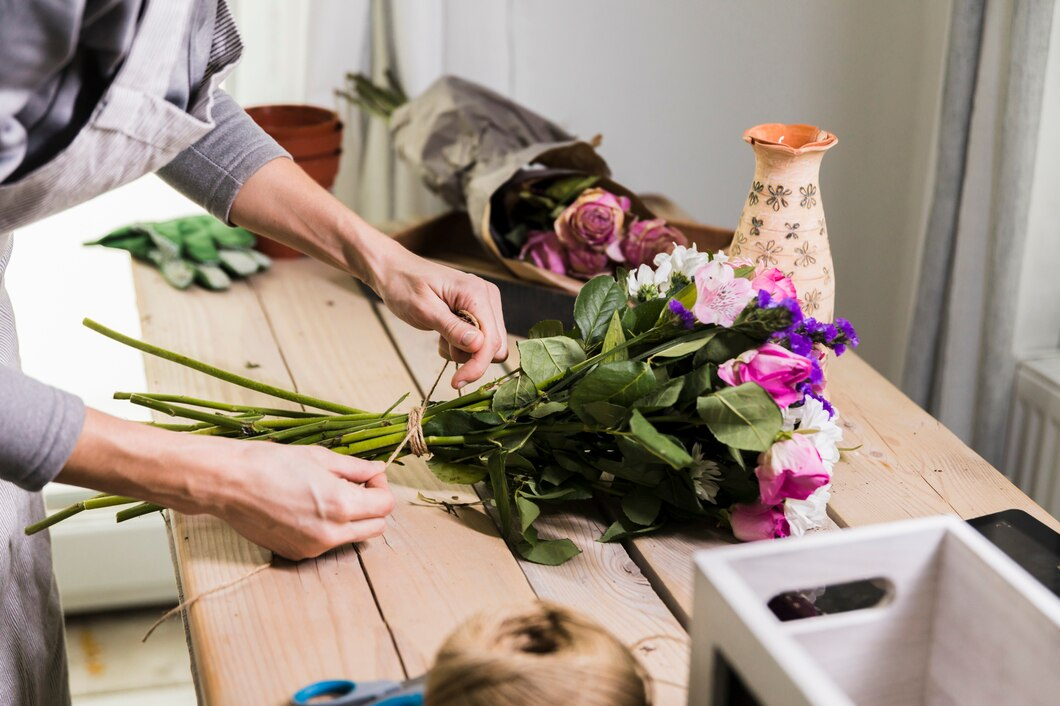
[227,158,508,388]
[194,441,394,560]
[368,248,509,389]
[58,410,396,561]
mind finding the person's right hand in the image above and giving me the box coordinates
[58,409,396,561]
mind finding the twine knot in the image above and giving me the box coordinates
[405,405,429,457]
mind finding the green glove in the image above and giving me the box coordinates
[87,215,270,292]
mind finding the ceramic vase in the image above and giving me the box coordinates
[731,124,838,322]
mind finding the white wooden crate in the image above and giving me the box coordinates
[688,516,1060,706]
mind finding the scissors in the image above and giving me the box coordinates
[290,674,426,706]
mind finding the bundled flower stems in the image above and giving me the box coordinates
[27,246,857,565]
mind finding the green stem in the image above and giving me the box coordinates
[116,502,164,522]
[116,393,320,418]
[25,495,141,535]
[129,394,260,432]
[84,318,364,415]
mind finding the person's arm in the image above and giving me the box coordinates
[55,409,393,560]
[228,158,509,388]
[159,93,508,388]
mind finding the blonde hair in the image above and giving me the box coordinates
[425,601,651,706]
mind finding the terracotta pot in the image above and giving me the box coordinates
[277,126,343,161]
[245,105,339,139]
[255,238,304,260]
[296,150,342,191]
[731,123,838,323]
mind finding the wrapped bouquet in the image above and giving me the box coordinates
[30,245,856,566]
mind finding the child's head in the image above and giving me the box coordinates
[425,601,651,706]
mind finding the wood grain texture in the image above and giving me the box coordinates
[247,258,537,677]
[132,262,403,706]
[375,311,691,706]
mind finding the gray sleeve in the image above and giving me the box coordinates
[0,366,86,491]
[157,90,290,223]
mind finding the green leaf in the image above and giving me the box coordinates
[570,361,656,425]
[428,460,487,485]
[600,311,628,363]
[577,401,629,428]
[574,276,627,344]
[694,329,758,367]
[677,366,714,404]
[634,378,684,412]
[541,465,573,485]
[423,409,499,437]
[622,490,662,526]
[492,375,538,416]
[599,515,664,543]
[517,336,586,387]
[494,425,536,453]
[515,494,541,534]
[627,409,693,469]
[88,227,155,259]
[544,174,600,204]
[622,298,668,335]
[696,382,782,451]
[529,320,565,339]
[529,401,567,419]
[487,453,512,537]
[517,537,582,565]
[652,332,715,359]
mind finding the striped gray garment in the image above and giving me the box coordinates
[0,2,285,703]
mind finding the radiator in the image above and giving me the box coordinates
[1004,354,1060,519]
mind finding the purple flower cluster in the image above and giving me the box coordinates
[669,299,696,329]
[797,316,859,357]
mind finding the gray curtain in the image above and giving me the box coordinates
[904,0,1056,468]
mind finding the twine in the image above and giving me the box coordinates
[142,310,482,641]
[384,309,480,466]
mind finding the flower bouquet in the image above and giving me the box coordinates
[340,74,727,294]
[28,247,856,565]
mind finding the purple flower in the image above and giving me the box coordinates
[806,390,836,418]
[786,332,813,357]
[757,289,773,309]
[668,299,696,329]
[836,318,859,348]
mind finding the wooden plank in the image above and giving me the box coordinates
[131,262,403,706]
[375,309,691,706]
[247,258,538,677]
[828,354,1060,531]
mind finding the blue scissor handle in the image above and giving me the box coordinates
[291,678,425,706]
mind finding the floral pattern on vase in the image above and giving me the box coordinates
[730,123,838,323]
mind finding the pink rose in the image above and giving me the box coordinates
[751,267,797,301]
[755,435,830,505]
[731,502,790,541]
[554,188,630,252]
[567,247,611,278]
[692,260,755,327]
[718,342,812,408]
[621,219,689,267]
[519,230,568,275]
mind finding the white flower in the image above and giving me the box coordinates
[710,249,729,265]
[689,443,723,503]
[784,484,831,537]
[623,260,665,298]
[783,396,842,473]
[655,244,711,285]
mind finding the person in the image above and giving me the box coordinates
[0,1,507,703]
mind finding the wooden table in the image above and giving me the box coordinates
[129,258,1058,705]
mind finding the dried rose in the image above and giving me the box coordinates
[554,188,630,253]
[567,247,611,278]
[519,230,568,275]
[621,219,688,267]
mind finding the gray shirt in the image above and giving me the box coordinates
[0,4,287,701]
[0,0,287,492]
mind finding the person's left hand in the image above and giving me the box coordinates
[369,249,508,389]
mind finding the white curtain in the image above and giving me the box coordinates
[903,0,1058,468]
